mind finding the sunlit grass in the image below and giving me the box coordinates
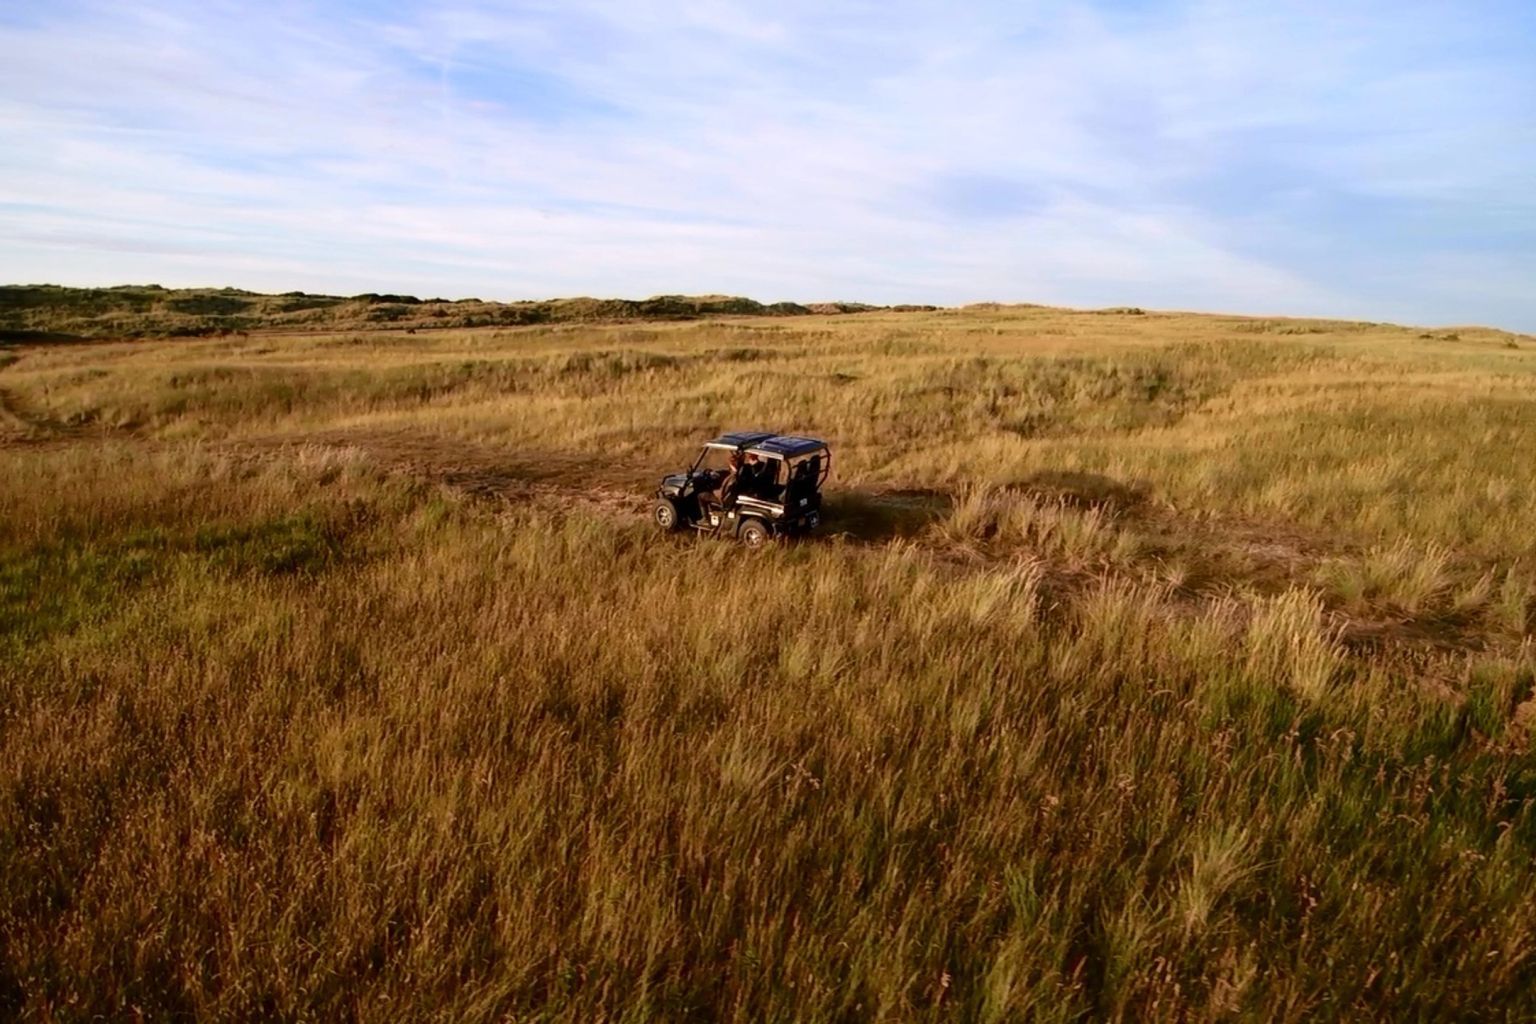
[3,304,1536,1020]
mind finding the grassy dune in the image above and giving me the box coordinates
[3,305,1535,1020]
[0,284,885,340]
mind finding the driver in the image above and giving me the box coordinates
[700,450,743,516]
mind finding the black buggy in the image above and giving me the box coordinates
[652,431,831,548]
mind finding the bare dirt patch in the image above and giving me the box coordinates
[230,428,649,520]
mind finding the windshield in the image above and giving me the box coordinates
[692,446,737,474]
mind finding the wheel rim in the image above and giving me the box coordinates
[743,525,766,547]
[655,503,674,527]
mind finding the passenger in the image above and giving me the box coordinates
[740,451,770,499]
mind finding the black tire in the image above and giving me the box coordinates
[654,498,682,532]
[739,518,771,549]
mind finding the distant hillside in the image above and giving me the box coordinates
[0,285,906,340]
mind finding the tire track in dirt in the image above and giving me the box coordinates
[228,427,652,521]
[0,352,44,443]
[0,386,35,443]
[0,391,81,447]
[0,356,112,447]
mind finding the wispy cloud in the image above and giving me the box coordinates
[1,0,1532,327]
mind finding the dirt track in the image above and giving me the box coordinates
[235,428,653,522]
[0,385,48,442]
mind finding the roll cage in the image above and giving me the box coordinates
[688,436,831,505]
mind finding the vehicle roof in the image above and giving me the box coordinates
[705,431,828,458]
[707,430,776,448]
[754,435,828,457]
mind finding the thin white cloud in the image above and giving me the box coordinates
[0,0,1531,327]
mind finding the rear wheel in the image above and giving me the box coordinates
[654,498,682,532]
[739,518,771,549]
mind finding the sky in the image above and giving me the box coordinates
[1,0,1533,328]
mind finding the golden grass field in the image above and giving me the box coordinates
[3,304,1535,1020]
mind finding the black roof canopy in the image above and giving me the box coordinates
[704,431,827,458]
[753,435,827,458]
[707,430,777,449]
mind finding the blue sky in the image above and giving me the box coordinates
[1,0,1533,328]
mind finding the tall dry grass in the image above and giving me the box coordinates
[3,305,1535,1020]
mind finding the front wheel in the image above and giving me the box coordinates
[739,518,771,549]
[654,498,682,532]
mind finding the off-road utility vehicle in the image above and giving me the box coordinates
[652,431,830,547]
